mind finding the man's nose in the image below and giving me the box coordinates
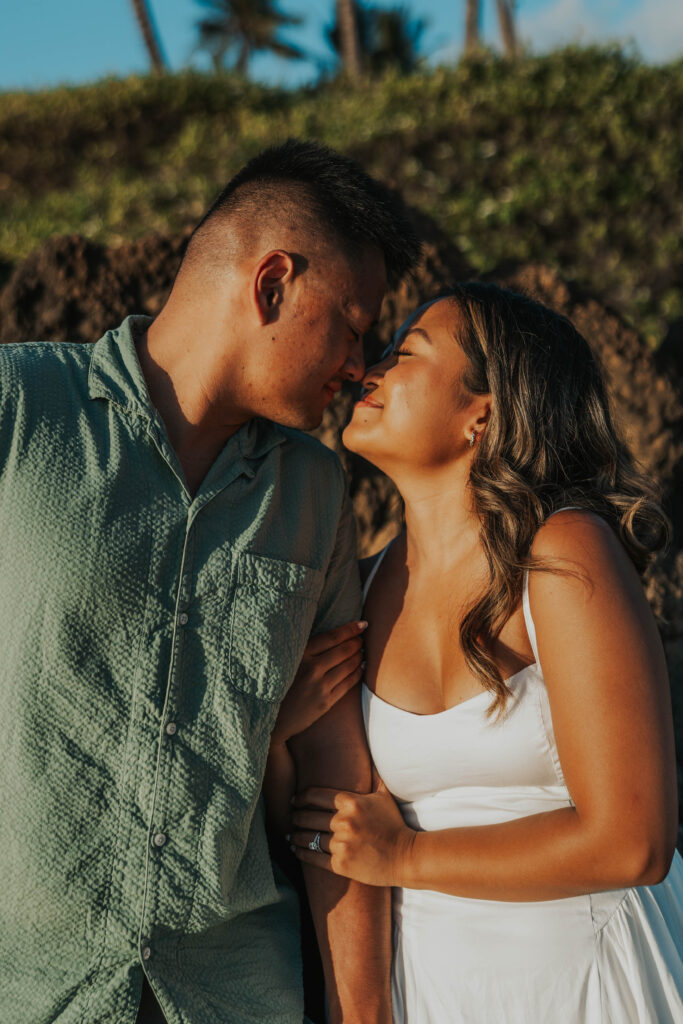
[343,346,366,383]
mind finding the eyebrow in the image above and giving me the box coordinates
[403,327,433,344]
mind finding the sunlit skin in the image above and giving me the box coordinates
[138,231,385,495]
[288,296,678,901]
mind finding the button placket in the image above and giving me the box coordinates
[139,514,195,956]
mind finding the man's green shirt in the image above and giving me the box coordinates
[0,316,361,1023]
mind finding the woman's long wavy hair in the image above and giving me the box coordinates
[446,282,670,715]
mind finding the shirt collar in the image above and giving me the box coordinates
[87,314,287,465]
[88,315,158,419]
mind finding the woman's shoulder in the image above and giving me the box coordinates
[529,507,644,609]
[531,508,623,568]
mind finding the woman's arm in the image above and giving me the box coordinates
[292,511,678,900]
[262,619,367,838]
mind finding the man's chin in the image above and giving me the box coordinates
[267,406,324,433]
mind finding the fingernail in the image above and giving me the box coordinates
[360,661,367,672]
[357,620,369,631]
[290,844,296,853]
[285,834,291,843]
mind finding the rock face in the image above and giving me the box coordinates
[0,233,189,346]
[1,228,681,814]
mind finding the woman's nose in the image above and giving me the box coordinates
[361,354,393,390]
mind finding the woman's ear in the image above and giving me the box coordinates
[252,250,296,325]
[464,396,492,445]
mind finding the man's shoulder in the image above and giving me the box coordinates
[0,339,91,382]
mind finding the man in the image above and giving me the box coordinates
[0,139,420,1023]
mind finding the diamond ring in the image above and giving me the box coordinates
[308,831,323,853]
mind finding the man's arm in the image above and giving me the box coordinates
[289,484,392,1024]
[290,691,392,1024]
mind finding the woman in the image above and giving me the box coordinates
[269,283,682,1021]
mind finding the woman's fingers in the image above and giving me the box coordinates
[331,663,365,699]
[290,828,332,854]
[316,635,365,674]
[324,647,364,689]
[293,787,348,810]
[306,619,368,659]
[291,809,334,832]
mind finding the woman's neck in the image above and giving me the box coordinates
[395,459,481,575]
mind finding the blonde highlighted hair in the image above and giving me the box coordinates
[445,283,669,714]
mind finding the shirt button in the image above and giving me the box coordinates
[153,832,167,847]
[165,722,177,736]
[142,946,151,960]
[178,612,188,626]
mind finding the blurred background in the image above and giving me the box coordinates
[0,2,682,832]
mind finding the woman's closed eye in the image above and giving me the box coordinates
[394,348,413,358]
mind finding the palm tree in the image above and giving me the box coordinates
[130,0,167,72]
[195,0,303,76]
[463,1,519,59]
[329,3,425,78]
[465,0,481,56]
[495,0,519,58]
[336,0,363,81]
[367,6,426,74]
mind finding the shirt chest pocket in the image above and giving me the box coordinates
[228,551,325,702]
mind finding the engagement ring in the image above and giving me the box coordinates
[308,831,323,853]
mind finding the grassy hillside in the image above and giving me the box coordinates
[1,47,681,344]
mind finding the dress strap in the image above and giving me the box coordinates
[362,540,394,605]
[522,574,540,666]
[522,506,582,670]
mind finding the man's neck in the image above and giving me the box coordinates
[137,321,246,497]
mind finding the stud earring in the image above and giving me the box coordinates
[469,430,477,447]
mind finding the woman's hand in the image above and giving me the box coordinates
[290,780,416,887]
[270,619,368,746]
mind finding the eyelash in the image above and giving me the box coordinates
[394,348,412,357]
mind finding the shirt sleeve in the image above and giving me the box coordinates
[311,485,362,636]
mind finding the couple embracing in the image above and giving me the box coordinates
[0,140,680,1024]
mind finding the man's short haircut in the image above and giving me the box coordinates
[187,138,421,287]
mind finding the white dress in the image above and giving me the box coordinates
[361,542,683,1023]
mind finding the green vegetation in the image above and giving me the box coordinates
[1,47,681,343]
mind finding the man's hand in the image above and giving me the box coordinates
[270,620,367,745]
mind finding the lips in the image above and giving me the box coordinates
[356,394,383,409]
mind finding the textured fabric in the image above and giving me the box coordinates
[362,542,683,1023]
[0,316,361,1024]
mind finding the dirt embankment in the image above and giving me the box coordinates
[1,223,681,804]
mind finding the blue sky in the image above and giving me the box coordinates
[1,0,681,92]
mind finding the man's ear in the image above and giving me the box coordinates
[253,250,296,325]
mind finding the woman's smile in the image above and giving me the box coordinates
[356,393,383,408]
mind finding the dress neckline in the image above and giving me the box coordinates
[362,661,538,719]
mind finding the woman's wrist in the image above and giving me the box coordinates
[392,826,419,888]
